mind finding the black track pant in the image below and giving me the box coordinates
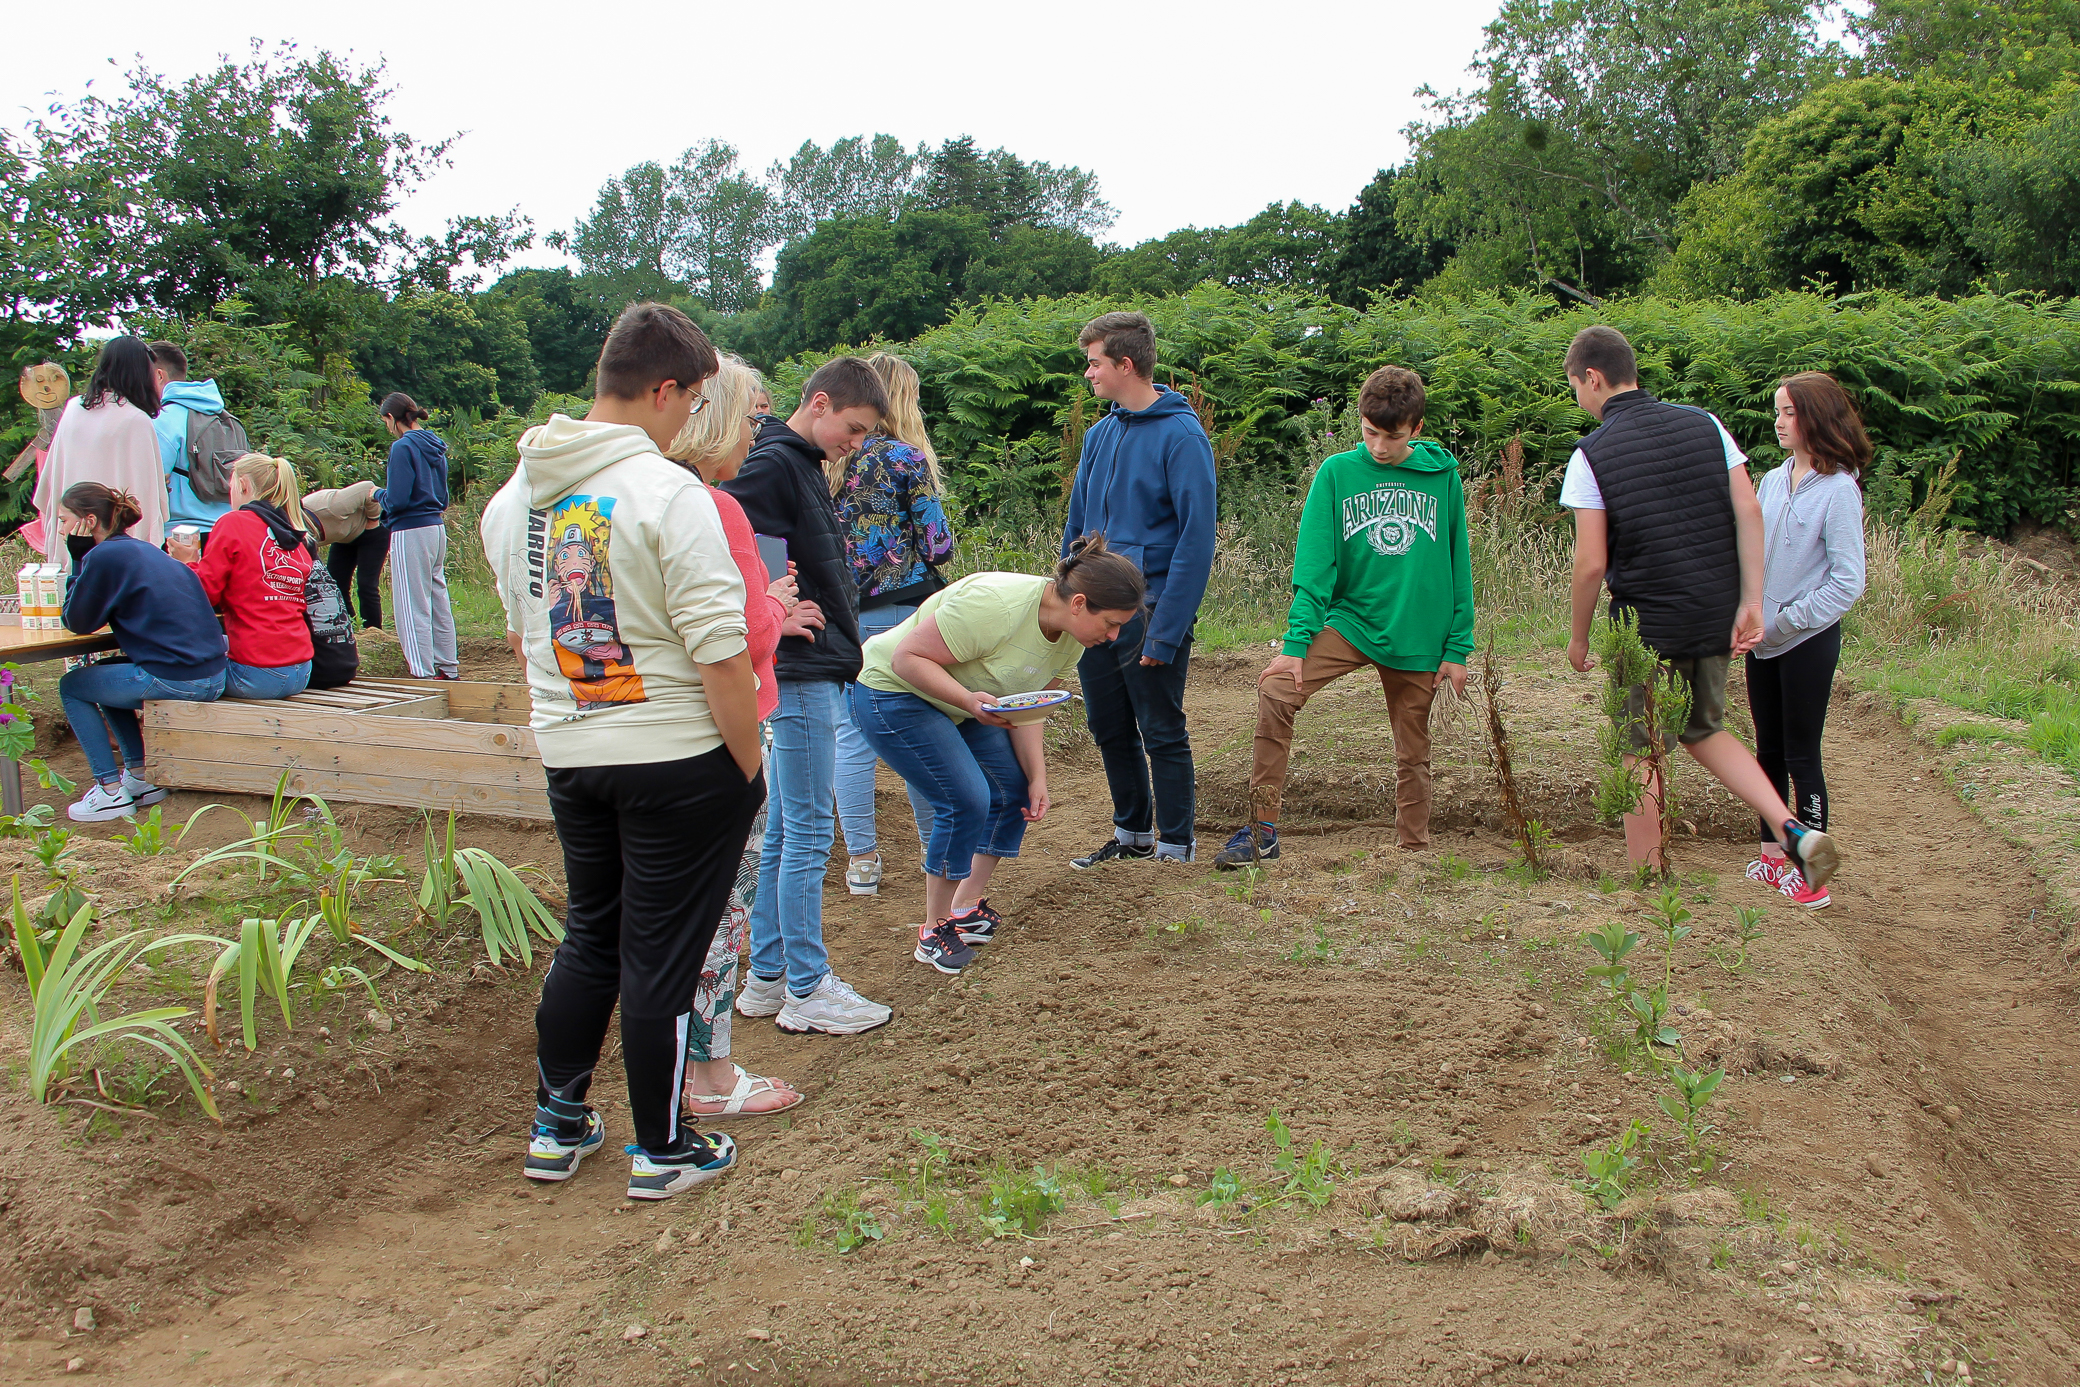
[327,527,390,630]
[535,744,765,1154]
[1745,622,1841,845]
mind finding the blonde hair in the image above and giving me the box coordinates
[826,352,943,496]
[667,355,759,476]
[232,453,308,532]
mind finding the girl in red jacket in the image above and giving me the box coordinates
[169,454,315,700]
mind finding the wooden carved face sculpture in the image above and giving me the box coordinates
[19,363,70,412]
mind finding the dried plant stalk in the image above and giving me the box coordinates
[1482,638,1543,876]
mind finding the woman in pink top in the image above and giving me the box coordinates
[37,338,170,556]
[666,356,816,1118]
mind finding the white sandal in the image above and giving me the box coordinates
[683,1063,805,1119]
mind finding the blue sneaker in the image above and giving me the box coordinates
[524,1109,605,1182]
[627,1133,738,1200]
[1212,823,1278,870]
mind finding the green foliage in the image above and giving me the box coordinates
[1715,904,1770,974]
[1649,885,1694,990]
[1264,1109,1342,1210]
[1624,983,1683,1051]
[1582,917,1643,1005]
[115,807,171,857]
[15,879,220,1119]
[1576,1118,1653,1209]
[453,848,563,968]
[794,1186,885,1254]
[979,1165,1067,1238]
[1658,1063,1726,1162]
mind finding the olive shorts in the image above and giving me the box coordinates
[1624,653,1729,752]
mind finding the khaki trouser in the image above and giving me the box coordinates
[1250,627,1438,848]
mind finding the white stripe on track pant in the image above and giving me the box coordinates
[389,523,459,679]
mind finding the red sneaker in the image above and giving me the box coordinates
[1783,869,1831,909]
[1745,855,1797,894]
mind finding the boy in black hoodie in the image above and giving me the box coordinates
[719,358,892,1036]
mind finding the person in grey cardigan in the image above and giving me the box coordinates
[1745,371,1869,909]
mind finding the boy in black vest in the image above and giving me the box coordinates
[1560,326,1839,892]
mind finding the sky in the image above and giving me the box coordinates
[1,0,1501,269]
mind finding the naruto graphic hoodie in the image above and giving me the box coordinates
[1281,440,1474,672]
[480,415,747,769]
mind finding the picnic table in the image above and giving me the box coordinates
[0,623,120,815]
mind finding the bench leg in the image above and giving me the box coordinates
[1,756,21,818]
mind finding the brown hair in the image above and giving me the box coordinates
[595,302,719,401]
[1357,365,1426,431]
[62,482,143,536]
[1564,325,1638,387]
[147,340,188,380]
[1779,372,1872,478]
[1079,311,1157,380]
[799,356,890,416]
[1053,533,1146,613]
[379,392,430,424]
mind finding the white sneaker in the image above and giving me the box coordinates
[775,972,892,1036]
[846,854,883,896]
[735,972,787,1018]
[119,769,167,807]
[68,781,136,822]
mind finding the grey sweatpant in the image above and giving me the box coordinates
[389,523,458,679]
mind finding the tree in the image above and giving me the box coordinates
[919,136,1116,234]
[1093,226,1228,298]
[764,134,927,240]
[964,225,1102,301]
[1326,168,1452,305]
[547,161,683,298]
[756,211,989,360]
[1944,88,2080,295]
[1212,202,1345,292]
[484,268,615,395]
[1855,0,2080,88]
[353,290,540,413]
[550,141,779,311]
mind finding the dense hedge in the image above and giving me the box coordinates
[774,286,2080,534]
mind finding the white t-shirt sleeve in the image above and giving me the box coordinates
[1559,416,1749,511]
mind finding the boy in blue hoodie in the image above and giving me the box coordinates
[376,391,459,679]
[1062,312,1217,866]
[148,342,234,543]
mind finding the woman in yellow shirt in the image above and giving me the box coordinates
[851,535,1145,974]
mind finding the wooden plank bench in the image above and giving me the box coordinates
[142,677,549,820]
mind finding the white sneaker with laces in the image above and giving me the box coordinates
[735,972,787,1018]
[119,769,167,808]
[68,781,136,822]
[846,854,883,896]
[775,972,892,1036]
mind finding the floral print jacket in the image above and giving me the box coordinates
[836,433,957,605]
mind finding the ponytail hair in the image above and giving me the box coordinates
[379,392,430,425]
[231,453,309,532]
[61,482,143,536]
[1052,532,1146,614]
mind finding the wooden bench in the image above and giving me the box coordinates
[142,678,550,819]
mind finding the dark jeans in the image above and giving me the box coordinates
[1746,622,1841,843]
[1078,609,1196,850]
[327,527,389,630]
[535,744,765,1154]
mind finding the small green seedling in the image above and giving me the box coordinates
[1265,1109,1340,1210]
[979,1166,1066,1238]
[1582,918,1642,1005]
[115,806,172,856]
[29,824,72,879]
[1648,885,1692,989]
[1198,1167,1247,1211]
[1576,1118,1652,1209]
[1625,983,1682,1051]
[1658,1063,1726,1164]
[1717,905,1767,974]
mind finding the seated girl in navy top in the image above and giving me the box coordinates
[57,482,227,821]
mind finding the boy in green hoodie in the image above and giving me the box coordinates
[1214,366,1473,867]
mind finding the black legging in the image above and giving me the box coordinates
[326,526,389,630]
[1745,621,1842,845]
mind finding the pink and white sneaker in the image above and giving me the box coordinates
[1745,855,1798,893]
[1781,868,1831,910]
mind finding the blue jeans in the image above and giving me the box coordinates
[836,603,931,857]
[225,660,311,700]
[749,680,841,996]
[59,662,227,784]
[848,684,1029,880]
[1079,609,1196,853]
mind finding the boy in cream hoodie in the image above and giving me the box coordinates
[481,303,766,1201]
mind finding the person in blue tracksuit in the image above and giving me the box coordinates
[376,392,459,679]
[1060,311,1217,867]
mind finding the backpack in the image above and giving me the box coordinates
[302,556,360,689]
[178,408,250,504]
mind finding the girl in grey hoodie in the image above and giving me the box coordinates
[1745,372,1869,909]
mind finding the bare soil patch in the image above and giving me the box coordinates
[2,648,2077,1385]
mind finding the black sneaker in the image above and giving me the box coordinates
[1212,824,1279,870]
[952,899,1004,946]
[626,1132,737,1200]
[914,923,977,975]
[1782,822,1839,892]
[1071,839,1155,869]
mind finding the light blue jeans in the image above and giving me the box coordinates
[836,603,931,859]
[59,662,226,784]
[749,679,840,996]
[224,660,312,701]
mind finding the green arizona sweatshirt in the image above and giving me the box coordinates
[1281,440,1475,670]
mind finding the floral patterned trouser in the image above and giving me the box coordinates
[686,795,764,1068]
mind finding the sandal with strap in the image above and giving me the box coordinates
[682,1063,805,1119]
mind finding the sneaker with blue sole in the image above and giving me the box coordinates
[1782,822,1839,892]
[627,1133,737,1200]
[524,1109,606,1182]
